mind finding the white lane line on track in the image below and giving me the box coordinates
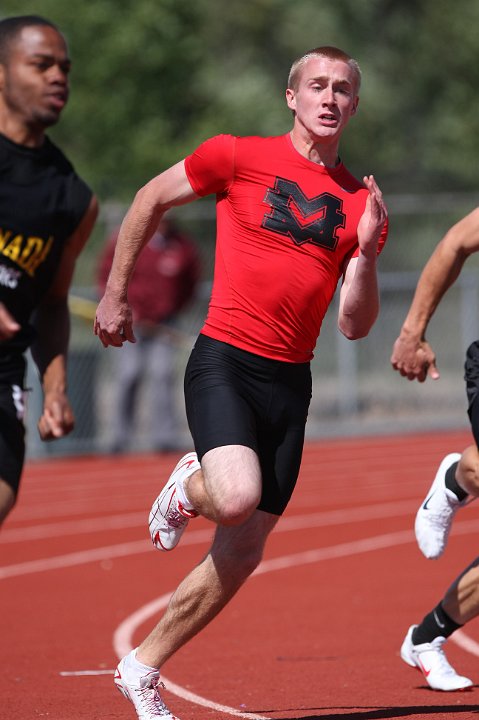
[0,512,148,543]
[59,661,268,720]
[0,530,212,580]
[113,530,421,655]
[2,495,153,522]
[3,514,479,581]
[111,525,479,720]
[159,680,267,720]
[61,593,268,720]
[22,514,476,716]
[450,629,479,656]
[0,498,430,544]
[60,669,115,676]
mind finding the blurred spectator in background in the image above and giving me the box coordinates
[97,215,200,453]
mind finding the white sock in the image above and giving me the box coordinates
[132,648,158,673]
[175,470,195,511]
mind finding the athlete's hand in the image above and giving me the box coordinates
[94,292,136,348]
[391,332,440,382]
[0,302,20,340]
[38,391,75,441]
[357,175,388,256]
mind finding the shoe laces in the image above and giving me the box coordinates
[178,501,198,519]
[136,680,173,718]
[427,494,458,528]
[427,638,457,676]
[165,506,189,529]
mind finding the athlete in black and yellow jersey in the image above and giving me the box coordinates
[0,15,98,524]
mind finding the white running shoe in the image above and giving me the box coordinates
[114,649,180,719]
[148,452,200,551]
[400,625,473,691]
[415,453,466,559]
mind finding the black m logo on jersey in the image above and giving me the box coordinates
[262,177,346,250]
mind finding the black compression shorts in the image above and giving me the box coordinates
[0,378,26,494]
[184,334,312,515]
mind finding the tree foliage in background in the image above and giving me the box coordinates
[1,0,479,281]
[1,0,478,200]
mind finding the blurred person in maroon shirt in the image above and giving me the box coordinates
[97,216,201,453]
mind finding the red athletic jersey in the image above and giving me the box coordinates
[185,133,387,362]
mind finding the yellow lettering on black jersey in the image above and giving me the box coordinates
[23,236,53,276]
[0,229,54,277]
[3,234,23,261]
[0,229,12,252]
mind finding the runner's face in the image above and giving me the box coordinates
[0,25,70,129]
[286,56,359,143]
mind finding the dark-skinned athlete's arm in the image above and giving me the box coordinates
[31,195,98,440]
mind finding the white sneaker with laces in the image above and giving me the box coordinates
[415,453,466,559]
[400,625,473,691]
[114,649,180,719]
[148,452,200,551]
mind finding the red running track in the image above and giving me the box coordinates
[2,429,479,720]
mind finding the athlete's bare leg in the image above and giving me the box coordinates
[457,445,479,496]
[186,444,263,525]
[137,508,278,668]
[443,557,479,625]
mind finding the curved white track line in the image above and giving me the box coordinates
[114,527,479,718]
[113,530,419,654]
[5,507,479,714]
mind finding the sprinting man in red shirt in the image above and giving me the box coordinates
[95,46,388,720]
